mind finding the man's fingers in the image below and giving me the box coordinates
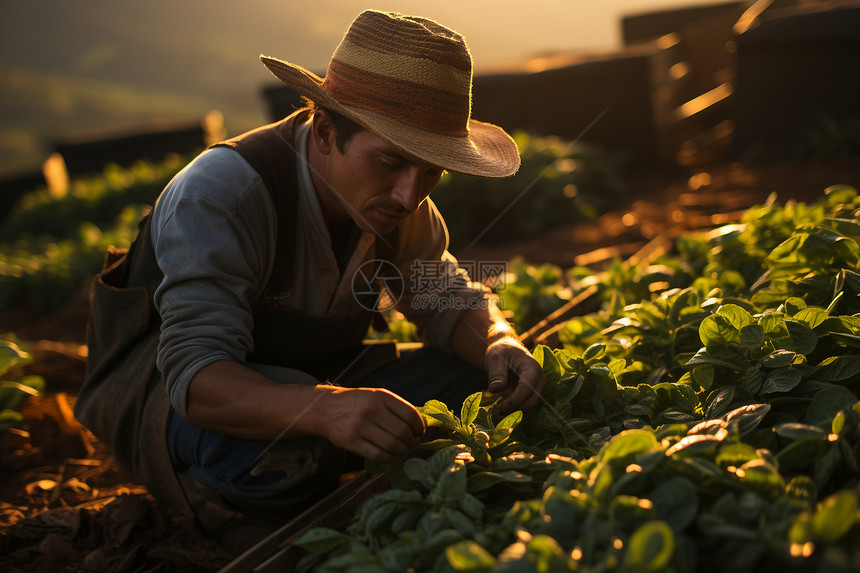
[384,396,426,438]
[360,421,415,459]
[322,387,423,460]
[505,372,544,411]
[486,360,510,394]
[486,350,515,395]
[489,351,546,417]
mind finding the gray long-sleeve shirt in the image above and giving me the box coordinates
[150,119,489,416]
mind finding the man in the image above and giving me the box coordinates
[75,9,544,544]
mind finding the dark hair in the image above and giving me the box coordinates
[305,100,364,153]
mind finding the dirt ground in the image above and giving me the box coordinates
[1,154,858,572]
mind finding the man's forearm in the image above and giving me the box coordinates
[185,360,332,440]
[183,359,426,462]
[450,300,519,370]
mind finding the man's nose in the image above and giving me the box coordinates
[391,169,424,213]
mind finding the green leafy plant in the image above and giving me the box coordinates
[292,186,860,572]
[431,132,626,249]
[0,158,183,310]
[497,258,573,334]
[0,338,44,431]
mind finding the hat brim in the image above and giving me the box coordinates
[261,55,520,178]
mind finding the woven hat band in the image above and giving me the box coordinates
[319,12,473,137]
[322,60,470,137]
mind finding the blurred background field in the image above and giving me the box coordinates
[1,1,860,571]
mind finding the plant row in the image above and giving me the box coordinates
[0,159,182,310]
[292,185,860,572]
[0,133,625,312]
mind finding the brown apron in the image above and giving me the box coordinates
[74,110,398,532]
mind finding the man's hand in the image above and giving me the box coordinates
[485,336,546,419]
[316,386,425,463]
[451,301,546,418]
[186,361,423,463]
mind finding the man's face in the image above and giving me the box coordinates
[312,120,444,236]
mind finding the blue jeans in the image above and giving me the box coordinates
[167,346,487,520]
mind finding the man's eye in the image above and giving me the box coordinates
[380,156,403,169]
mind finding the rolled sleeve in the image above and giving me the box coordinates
[150,148,276,416]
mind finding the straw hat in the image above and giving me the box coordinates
[260,10,520,178]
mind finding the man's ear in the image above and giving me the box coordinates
[310,109,336,156]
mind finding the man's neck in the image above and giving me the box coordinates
[307,134,351,232]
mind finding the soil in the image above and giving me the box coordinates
[1,154,858,572]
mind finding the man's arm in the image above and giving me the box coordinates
[450,300,545,418]
[185,360,425,462]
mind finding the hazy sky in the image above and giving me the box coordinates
[0,0,745,174]
[256,0,739,71]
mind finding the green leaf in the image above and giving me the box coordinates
[759,312,788,338]
[769,233,809,263]
[742,366,764,395]
[825,185,858,205]
[691,364,715,391]
[420,400,459,431]
[599,429,658,465]
[1,376,44,395]
[421,438,462,451]
[715,443,760,469]
[665,434,723,458]
[496,470,532,483]
[832,409,846,435]
[785,321,818,355]
[814,446,843,489]
[717,304,753,331]
[685,348,742,370]
[777,439,829,471]
[460,392,481,427]
[534,345,564,384]
[492,452,535,471]
[669,287,699,326]
[0,340,29,377]
[811,490,858,544]
[814,355,860,382]
[794,307,829,329]
[784,297,807,315]
[723,404,771,436]
[0,409,25,431]
[626,403,653,417]
[495,409,523,432]
[760,368,803,394]
[739,324,764,350]
[588,461,614,504]
[773,423,828,440]
[556,374,584,404]
[403,458,431,486]
[760,350,796,368]
[649,477,698,532]
[622,521,675,573]
[465,471,505,492]
[706,386,735,419]
[522,535,568,570]
[707,343,749,369]
[807,386,858,428]
[290,527,351,555]
[700,314,739,347]
[445,540,496,571]
[434,464,469,503]
[733,459,784,495]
